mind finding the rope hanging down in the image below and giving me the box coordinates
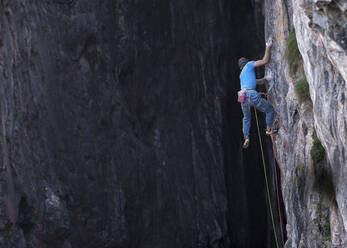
[254,108,280,248]
[271,134,285,246]
[264,85,286,246]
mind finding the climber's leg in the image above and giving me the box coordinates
[241,99,251,144]
[254,96,274,133]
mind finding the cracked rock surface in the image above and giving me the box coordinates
[265,0,346,247]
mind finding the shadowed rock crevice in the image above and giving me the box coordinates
[18,197,35,236]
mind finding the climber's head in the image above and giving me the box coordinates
[238,57,248,70]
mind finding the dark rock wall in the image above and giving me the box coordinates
[0,0,280,247]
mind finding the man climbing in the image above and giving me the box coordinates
[238,38,274,149]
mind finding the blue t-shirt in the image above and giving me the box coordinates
[240,61,256,90]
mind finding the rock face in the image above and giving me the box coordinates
[0,0,281,248]
[265,0,346,247]
[3,0,345,247]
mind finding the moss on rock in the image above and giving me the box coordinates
[285,28,303,75]
[295,76,311,104]
[311,130,325,164]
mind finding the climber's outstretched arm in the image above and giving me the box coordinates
[256,75,273,85]
[254,38,272,67]
[256,78,266,85]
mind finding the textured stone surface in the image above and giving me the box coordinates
[265,0,346,247]
[0,0,281,247]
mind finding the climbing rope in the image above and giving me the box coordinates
[266,88,286,246]
[271,135,285,246]
[259,87,286,246]
[254,108,280,248]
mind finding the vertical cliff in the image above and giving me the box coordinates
[3,0,344,247]
[0,0,282,247]
[265,0,346,247]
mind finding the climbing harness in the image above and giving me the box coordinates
[254,108,285,248]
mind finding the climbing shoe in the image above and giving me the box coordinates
[265,127,278,135]
[242,137,250,148]
[265,129,273,135]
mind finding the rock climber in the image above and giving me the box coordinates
[238,38,274,149]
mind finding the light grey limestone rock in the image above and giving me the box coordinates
[265,0,346,247]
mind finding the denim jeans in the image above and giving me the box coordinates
[241,90,274,137]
